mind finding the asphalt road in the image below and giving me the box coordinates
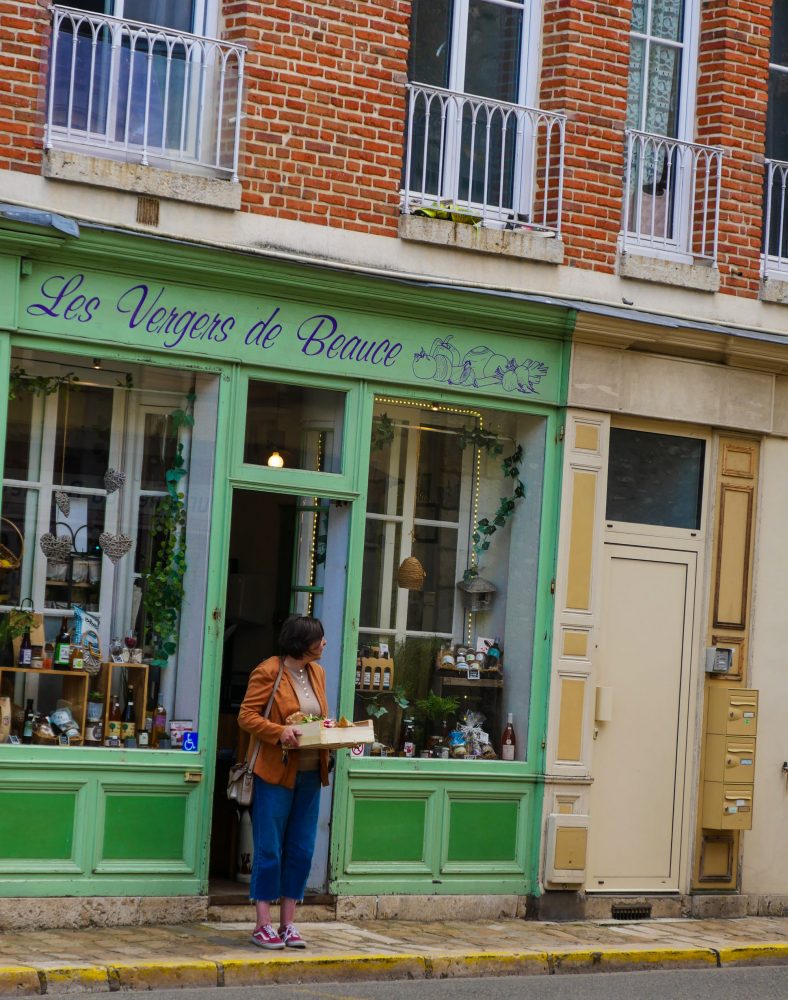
[101,967,788,1000]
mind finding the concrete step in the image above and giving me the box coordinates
[206,903,336,923]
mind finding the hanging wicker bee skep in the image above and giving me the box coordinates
[397,555,427,591]
[457,575,497,612]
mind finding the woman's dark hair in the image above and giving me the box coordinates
[278,615,324,658]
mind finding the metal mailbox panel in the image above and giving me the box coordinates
[704,734,756,784]
[706,687,758,737]
[702,781,754,831]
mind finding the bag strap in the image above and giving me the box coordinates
[247,657,285,771]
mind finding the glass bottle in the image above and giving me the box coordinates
[151,702,167,748]
[362,660,372,689]
[355,651,362,687]
[501,712,516,761]
[22,699,34,744]
[54,617,71,669]
[382,665,391,690]
[69,642,84,671]
[400,717,416,758]
[106,695,122,744]
[485,638,502,672]
[121,686,136,743]
[18,629,32,667]
[372,665,382,690]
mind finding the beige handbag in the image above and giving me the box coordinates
[227,658,285,808]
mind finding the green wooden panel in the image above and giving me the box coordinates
[102,795,187,861]
[351,799,426,863]
[0,791,75,859]
[447,801,518,862]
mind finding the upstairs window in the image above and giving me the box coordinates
[764,1,788,268]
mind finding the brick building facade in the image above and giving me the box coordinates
[0,0,787,920]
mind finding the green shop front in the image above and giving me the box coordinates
[0,221,570,906]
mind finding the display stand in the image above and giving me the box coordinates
[0,665,89,736]
[95,661,149,736]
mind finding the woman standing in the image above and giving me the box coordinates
[238,614,330,950]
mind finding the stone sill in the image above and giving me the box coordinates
[398,214,564,264]
[618,249,720,292]
[761,274,788,304]
[43,149,241,211]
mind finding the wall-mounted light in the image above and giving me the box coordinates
[267,451,284,469]
[92,358,101,370]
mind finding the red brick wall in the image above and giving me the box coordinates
[0,0,49,174]
[695,0,772,297]
[539,1,633,271]
[223,0,411,236]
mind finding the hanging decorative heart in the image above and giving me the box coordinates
[103,469,126,494]
[54,491,71,516]
[39,532,72,563]
[99,531,133,564]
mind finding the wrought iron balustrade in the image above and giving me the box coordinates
[46,5,245,180]
[403,83,566,235]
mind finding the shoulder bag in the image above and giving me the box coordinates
[227,657,285,808]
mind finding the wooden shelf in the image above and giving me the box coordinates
[436,676,504,689]
[0,664,89,738]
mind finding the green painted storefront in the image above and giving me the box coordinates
[0,218,572,899]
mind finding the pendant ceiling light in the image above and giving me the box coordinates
[267,451,284,468]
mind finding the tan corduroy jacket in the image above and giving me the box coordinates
[238,655,330,789]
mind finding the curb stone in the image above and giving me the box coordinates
[1,942,788,994]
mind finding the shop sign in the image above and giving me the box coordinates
[19,267,564,404]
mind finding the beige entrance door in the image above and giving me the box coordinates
[588,543,697,892]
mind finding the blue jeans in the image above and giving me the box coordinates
[250,771,322,903]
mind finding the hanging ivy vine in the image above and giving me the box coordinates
[8,366,78,400]
[142,393,195,668]
[464,444,525,582]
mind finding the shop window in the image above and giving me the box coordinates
[0,351,219,751]
[356,398,546,763]
[244,380,345,474]
[606,427,704,529]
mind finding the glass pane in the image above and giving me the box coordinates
[631,0,646,33]
[409,0,452,86]
[358,399,544,763]
[627,37,646,130]
[406,525,459,633]
[360,520,402,630]
[4,391,34,481]
[606,428,704,529]
[124,0,194,31]
[773,0,788,66]
[53,385,113,490]
[464,0,523,102]
[0,486,37,609]
[291,500,329,616]
[645,42,681,137]
[767,71,788,161]
[45,493,105,611]
[133,495,166,575]
[651,0,684,41]
[415,424,463,521]
[244,381,345,474]
[140,412,178,491]
[367,413,407,516]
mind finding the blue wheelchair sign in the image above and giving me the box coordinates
[182,731,199,753]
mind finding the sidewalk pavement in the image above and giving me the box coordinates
[2,915,788,994]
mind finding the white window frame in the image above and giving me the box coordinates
[763,12,788,277]
[624,0,701,263]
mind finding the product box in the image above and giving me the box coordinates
[297,719,375,749]
[169,719,193,749]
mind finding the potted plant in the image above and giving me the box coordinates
[414,691,460,740]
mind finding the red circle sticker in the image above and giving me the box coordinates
[350,744,365,756]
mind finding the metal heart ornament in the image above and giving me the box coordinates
[99,531,133,564]
[103,469,126,494]
[40,532,72,563]
[54,491,71,516]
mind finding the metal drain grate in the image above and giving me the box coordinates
[611,904,652,920]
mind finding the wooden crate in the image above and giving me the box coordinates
[0,665,89,737]
[94,661,149,736]
[297,719,375,749]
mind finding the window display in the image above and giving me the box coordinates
[356,398,545,761]
[0,350,218,749]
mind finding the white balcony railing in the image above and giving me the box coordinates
[764,159,788,275]
[46,5,245,180]
[622,129,724,264]
[402,83,566,235]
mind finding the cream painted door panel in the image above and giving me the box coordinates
[588,545,696,892]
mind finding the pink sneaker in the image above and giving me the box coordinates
[251,924,285,950]
[279,923,306,948]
